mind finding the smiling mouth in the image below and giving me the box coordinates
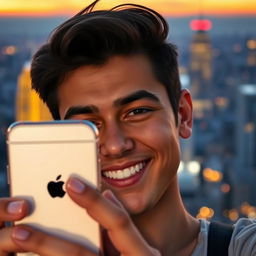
[102,161,147,180]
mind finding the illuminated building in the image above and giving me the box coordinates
[186,17,214,166]
[235,84,256,206]
[247,38,256,67]
[189,18,213,119]
[16,61,52,121]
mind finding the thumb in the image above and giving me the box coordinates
[102,190,125,210]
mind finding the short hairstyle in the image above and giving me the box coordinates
[31,0,182,122]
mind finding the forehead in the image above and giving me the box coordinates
[61,54,156,89]
[58,55,170,116]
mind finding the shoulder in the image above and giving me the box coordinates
[192,218,256,256]
[229,218,256,256]
[191,219,210,256]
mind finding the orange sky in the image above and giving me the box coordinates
[0,0,256,17]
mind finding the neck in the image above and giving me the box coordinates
[132,176,200,256]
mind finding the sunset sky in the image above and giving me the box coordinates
[0,0,256,17]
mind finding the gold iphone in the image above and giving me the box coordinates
[7,120,101,256]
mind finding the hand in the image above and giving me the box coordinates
[0,196,99,256]
[0,197,29,254]
[66,177,161,256]
[0,178,161,256]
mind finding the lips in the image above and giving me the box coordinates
[101,160,149,187]
[102,161,146,179]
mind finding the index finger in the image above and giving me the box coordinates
[66,177,158,256]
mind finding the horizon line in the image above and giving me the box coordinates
[0,12,256,18]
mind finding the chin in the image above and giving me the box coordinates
[120,196,154,217]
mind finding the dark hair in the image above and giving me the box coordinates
[31,0,182,122]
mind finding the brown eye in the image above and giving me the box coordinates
[128,108,153,116]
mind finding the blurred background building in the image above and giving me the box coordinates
[16,61,51,121]
[175,15,256,222]
[234,84,256,206]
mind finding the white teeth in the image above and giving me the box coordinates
[103,162,145,180]
[117,170,124,179]
[130,166,135,175]
[123,168,130,178]
[112,171,117,179]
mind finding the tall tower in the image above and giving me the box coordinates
[188,15,214,162]
[234,84,256,206]
[16,61,52,121]
[246,38,256,84]
[247,38,256,67]
[189,18,213,99]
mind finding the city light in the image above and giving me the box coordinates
[190,19,212,31]
[220,183,231,193]
[2,46,17,55]
[239,84,256,95]
[178,161,201,176]
[178,161,200,195]
[223,202,256,221]
[215,97,229,109]
[244,122,255,133]
[247,39,256,50]
[196,206,214,219]
[227,209,239,221]
[177,161,184,173]
[187,161,201,175]
[240,202,256,218]
[203,168,223,182]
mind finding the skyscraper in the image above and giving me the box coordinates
[246,38,256,84]
[235,84,256,206]
[188,18,214,159]
[189,18,213,100]
[16,61,52,121]
[247,38,256,67]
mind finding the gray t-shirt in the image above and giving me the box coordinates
[191,218,256,256]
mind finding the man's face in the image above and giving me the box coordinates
[58,54,192,215]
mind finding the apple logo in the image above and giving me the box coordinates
[47,175,66,198]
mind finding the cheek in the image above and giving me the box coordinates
[159,133,180,175]
[133,118,179,152]
[146,119,181,172]
[129,118,181,176]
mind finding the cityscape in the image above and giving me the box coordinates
[0,12,256,224]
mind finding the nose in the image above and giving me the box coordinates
[99,122,134,158]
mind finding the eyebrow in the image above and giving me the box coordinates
[63,90,160,119]
[64,105,99,120]
[114,90,160,106]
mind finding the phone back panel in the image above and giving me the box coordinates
[7,121,100,255]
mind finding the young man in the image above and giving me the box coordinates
[0,1,256,255]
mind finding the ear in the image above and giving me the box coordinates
[178,89,193,139]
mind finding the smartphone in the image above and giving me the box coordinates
[7,120,101,256]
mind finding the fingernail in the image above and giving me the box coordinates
[67,177,86,193]
[7,201,24,214]
[103,190,120,206]
[103,189,115,200]
[12,228,30,241]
